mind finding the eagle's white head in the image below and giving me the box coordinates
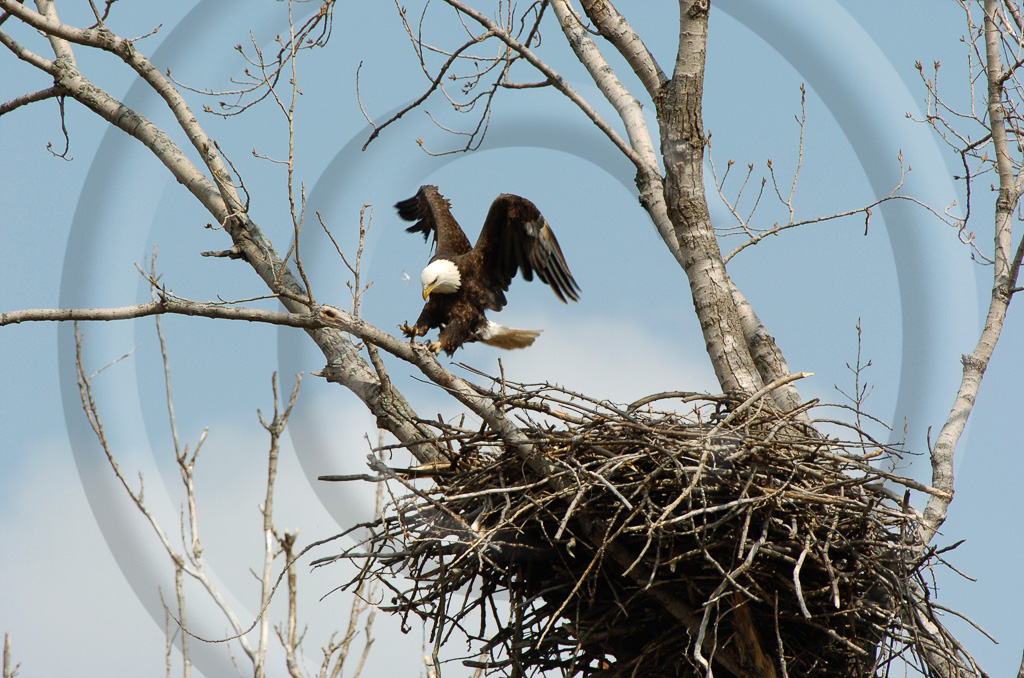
[420,259,461,299]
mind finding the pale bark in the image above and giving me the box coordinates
[548,0,684,266]
[655,1,762,395]
[730,285,805,413]
[562,0,801,406]
[921,0,1024,543]
[537,1,767,396]
[577,0,667,98]
[553,0,768,395]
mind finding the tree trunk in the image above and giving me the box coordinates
[657,1,763,396]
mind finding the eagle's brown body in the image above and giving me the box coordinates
[395,185,580,355]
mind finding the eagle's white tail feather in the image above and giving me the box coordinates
[477,320,542,350]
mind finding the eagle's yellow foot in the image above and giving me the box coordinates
[400,322,426,339]
[426,341,442,355]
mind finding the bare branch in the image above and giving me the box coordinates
[360,31,492,151]
[73,324,259,657]
[577,0,667,98]
[2,633,19,678]
[0,85,60,114]
[439,0,644,169]
[1005,0,1024,34]
[173,565,191,678]
[7,288,549,470]
[1,298,316,328]
[275,532,305,678]
[254,372,302,677]
[921,0,1024,543]
[1,0,243,213]
[549,0,659,171]
[0,24,57,73]
[547,0,682,264]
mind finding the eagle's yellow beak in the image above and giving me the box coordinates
[422,283,435,300]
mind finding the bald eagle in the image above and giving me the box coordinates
[395,185,580,356]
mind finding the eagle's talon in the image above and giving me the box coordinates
[426,341,442,355]
[399,322,424,339]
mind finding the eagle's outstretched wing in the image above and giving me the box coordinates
[476,193,581,304]
[394,185,472,257]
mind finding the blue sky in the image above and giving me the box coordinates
[2,1,1022,676]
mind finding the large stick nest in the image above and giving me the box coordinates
[319,378,979,678]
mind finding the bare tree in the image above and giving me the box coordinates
[67,246,382,676]
[2,0,1020,676]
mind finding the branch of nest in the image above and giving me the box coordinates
[316,378,982,678]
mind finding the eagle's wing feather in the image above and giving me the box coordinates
[395,185,473,257]
[477,194,581,305]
